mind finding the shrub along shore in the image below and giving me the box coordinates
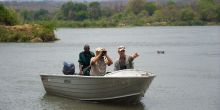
[0,24,57,42]
[53,20,219,28]
[0,4,57,43]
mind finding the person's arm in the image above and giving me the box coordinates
[79,63,83,75]
[131,52,139,61]
[128,53,139,69]
[90,52,102,65]
[78,53,83,75]
[104,54,113,66]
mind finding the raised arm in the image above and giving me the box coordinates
[131,52,139,59]
[104,54,113,66]
[90,52,102,65]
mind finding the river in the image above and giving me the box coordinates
[0,26,219,110]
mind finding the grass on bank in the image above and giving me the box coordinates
[0,23,58,42]
[48,20,209,28]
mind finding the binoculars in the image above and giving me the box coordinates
[101,51,107,56]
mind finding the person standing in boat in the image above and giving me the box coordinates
[78,44,95,76]
[90,47,113,76]
[114,46,139,71]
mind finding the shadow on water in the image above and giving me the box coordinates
[40,94,146,110]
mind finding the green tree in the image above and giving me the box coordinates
[197,0,218,21]
[167,0,176,6]
[164,1,180,22]
[152,10,164,22]
[60,2,88,21]
[61,1,74,19]
[73,3,88,21]
[101,7,114,17]
[180,7,196,21]
[126,0,146,15]
[88,2,101,20]
[76,11,88,21]
[20,9,34,21]
[138,10,149,18]
[72,3,87,12]
[0,4,19,25]
[145,2,157,16]
[34,9,49,20]
[217,4,220,21]
[152,1,180,23]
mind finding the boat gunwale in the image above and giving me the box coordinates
[40,69,156,78]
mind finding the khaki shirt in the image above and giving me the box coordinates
[114,55,134,71]
[90,57,107,76]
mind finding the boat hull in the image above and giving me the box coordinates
[40,70,155,103]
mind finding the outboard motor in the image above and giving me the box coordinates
[63,62,75,75]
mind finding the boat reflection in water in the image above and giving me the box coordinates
[41,94,145,110]
[40,69,156,104]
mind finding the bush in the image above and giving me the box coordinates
[0,24,57,42]
[0,4,19,25]
[0,26,9,42]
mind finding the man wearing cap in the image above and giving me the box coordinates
[114,46,139,71]
[78,44,95,76]
[90,47,113,76]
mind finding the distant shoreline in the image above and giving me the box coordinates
[52,20,220,28]
[1,24,219,43]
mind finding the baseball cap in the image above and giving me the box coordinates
[118,46,125,51]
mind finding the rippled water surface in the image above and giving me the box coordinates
[0,26,219,110]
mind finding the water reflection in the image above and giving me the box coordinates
[41,94,145,110]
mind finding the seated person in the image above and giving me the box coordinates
[78,44,95,76]
[114,46,139,71]
[90,47,113,76]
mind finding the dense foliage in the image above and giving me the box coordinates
[0,4,57,42]
[20,9,50,21]
[0,4,19,25]
[2,0,220,28]
[16,0,220,27]
[0,23,57,42]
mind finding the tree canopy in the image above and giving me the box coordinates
[0,4,19,25]
[2,0,220,27]
[126,0,146,15]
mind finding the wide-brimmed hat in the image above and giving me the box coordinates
[95,47,106,52]
[118,46,125,51]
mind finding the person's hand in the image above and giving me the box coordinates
[132,52,139,59]
[79,70,83,75]
[103,51,107,56]
[97,51,103,57]
[101,51,107,56]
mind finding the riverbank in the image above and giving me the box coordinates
[0,24,58,42]
[54,20,220,28]
[0,21,219,43]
